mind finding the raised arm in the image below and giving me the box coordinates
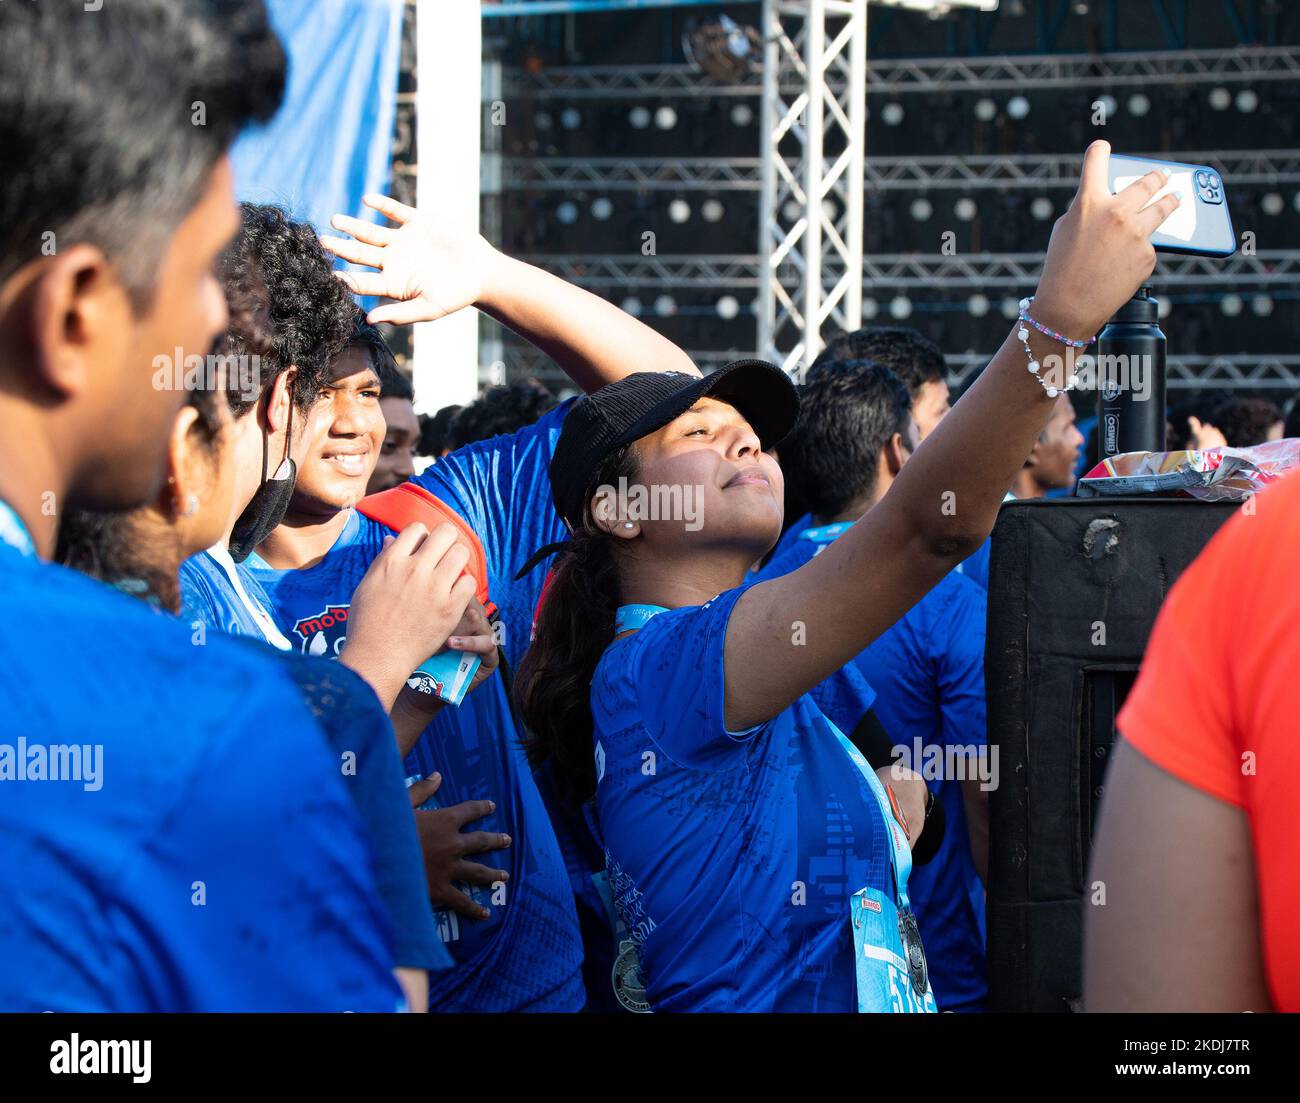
[322,195,699,392]
[724,140,1180,729]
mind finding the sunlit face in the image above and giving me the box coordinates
[912,378,950,442]
[289,345,384,516]
[613,396,784,558]
[368,395,419,494]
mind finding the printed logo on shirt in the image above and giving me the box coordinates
[293,603,350,657]
[606,852,656,949]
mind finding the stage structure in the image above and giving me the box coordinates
[475,0,994,383]
[756,0,867,376]
[756,0,995,376]
[448,3,1297,393]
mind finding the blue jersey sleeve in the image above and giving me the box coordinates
[412,400,573,666]
[413,400,572,587]
[596,587,761,770]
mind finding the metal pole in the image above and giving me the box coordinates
[757,0,781,364]
[414,0,480,410]
[845,0,866,340]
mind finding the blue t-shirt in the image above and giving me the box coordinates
[591,584,897,1012]
[955,538,990,591]
[180,544,295,648]
[0,537,403,1012]
[248,400,585,1012]
[179,544,449,974]
[955,492,1016,591]
[757,528,989,1011]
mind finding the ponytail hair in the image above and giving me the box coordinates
[517,444,639,808]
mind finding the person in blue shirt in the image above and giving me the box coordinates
[806,324,1002,590]
[241,193,706,1012]
[754,358,990,1011]
[0,0,402,1011]
[178,207,513,955]
[512,142,1182,1011]
[56,380,464,1004]
[179,206,502,745]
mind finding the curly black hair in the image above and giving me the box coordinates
[217,203,358,417]
[450,378,558,450]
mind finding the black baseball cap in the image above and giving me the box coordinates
[547,359,798,533]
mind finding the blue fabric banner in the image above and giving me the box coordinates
[231,0,405,235]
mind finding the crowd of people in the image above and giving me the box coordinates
[2,0,1295,1015]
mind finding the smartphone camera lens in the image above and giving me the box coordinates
[1196,170,1223,204]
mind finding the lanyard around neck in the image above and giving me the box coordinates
[613,603,669,635]
[800,521,853,545]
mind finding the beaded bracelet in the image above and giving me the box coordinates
[1016,295,1093,398]
[1017,297,1095,348]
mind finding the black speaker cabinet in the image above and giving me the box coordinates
[985,496,1238,1012]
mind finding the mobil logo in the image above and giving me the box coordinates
[292,603,351,657]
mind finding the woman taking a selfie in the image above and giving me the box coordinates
[517,142,1179,1013]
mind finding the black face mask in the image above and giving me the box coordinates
[228,405,297,564]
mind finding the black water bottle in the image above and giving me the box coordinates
[1097,286,1167,458]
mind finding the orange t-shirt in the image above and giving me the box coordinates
[1119,468,1300,1011]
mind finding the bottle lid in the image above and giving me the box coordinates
[1109,285,1159,326]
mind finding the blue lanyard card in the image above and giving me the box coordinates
[851,887,939,1014]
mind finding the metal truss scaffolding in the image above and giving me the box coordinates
[499,150,1300,192]
[517,250,1300,290]
[504,45,1300,98]
[758,0,867,374]
[501,343,1300,393]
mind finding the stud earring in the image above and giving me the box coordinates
[180,493,199,518]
